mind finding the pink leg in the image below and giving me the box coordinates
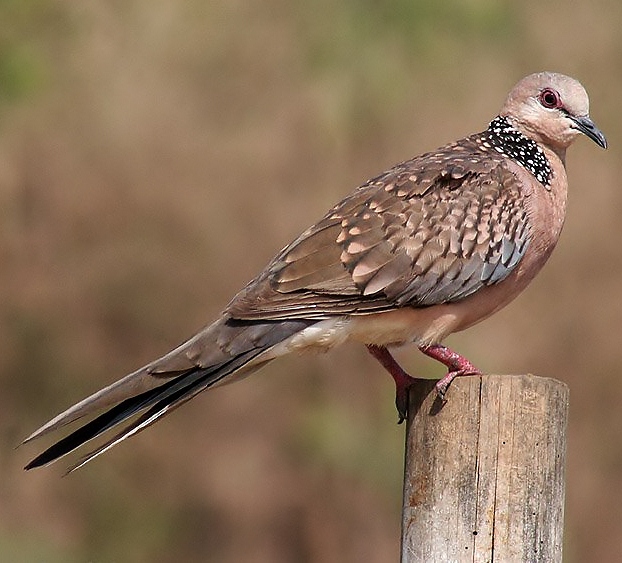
[366,345,416,424]
[418,343,481,400]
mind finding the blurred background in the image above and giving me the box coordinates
[1,1,620,561]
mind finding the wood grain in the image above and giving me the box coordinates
[401,374,569,563]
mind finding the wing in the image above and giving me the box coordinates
[227,135,531,320]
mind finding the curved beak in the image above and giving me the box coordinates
[570,115,607,149]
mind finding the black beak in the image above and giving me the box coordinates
[570,115,607,149]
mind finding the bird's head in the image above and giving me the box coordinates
[500,72,607,152]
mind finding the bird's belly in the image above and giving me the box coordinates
[274,272,536,355]
[277,306,465,353]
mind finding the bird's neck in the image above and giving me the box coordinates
[486,116,553,188]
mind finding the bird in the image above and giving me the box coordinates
[23,72,606,472]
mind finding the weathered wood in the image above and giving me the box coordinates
[401,374,569,563]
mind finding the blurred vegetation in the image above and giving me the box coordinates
[1,1,621,562]
[0,0,73,104]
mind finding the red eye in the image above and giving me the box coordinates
[539,88,562,109]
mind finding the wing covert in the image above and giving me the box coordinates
[226,135,531,320]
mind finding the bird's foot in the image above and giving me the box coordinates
[419,343,481,400]
[366,345,416,424]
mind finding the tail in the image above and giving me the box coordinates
[23,316,314,472]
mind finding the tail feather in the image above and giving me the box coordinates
[22,318,248,445]
[25,349,261,471]
[24,372,195,470]
[21,327,230,445]
[22,366,168,444]
[24,318,315,471]
[65,353,256,473]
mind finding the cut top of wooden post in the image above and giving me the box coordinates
[401,374,569,563]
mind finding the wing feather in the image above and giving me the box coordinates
[227,133,531,320]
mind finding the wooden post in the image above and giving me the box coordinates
[401,374,569,563]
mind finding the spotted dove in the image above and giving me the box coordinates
[24,72,607,471]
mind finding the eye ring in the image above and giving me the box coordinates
[539,88,562,109]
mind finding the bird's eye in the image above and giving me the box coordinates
[539,88,562,109]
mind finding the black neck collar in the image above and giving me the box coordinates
[486,116,551,187]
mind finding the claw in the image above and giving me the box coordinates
[395,384,409,425]
[366,343,481,421]
[366,345,416,424]
[420,344,481,400]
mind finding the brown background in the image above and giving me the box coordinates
[1,2,621,561]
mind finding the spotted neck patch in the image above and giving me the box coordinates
[483,116,552,188]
